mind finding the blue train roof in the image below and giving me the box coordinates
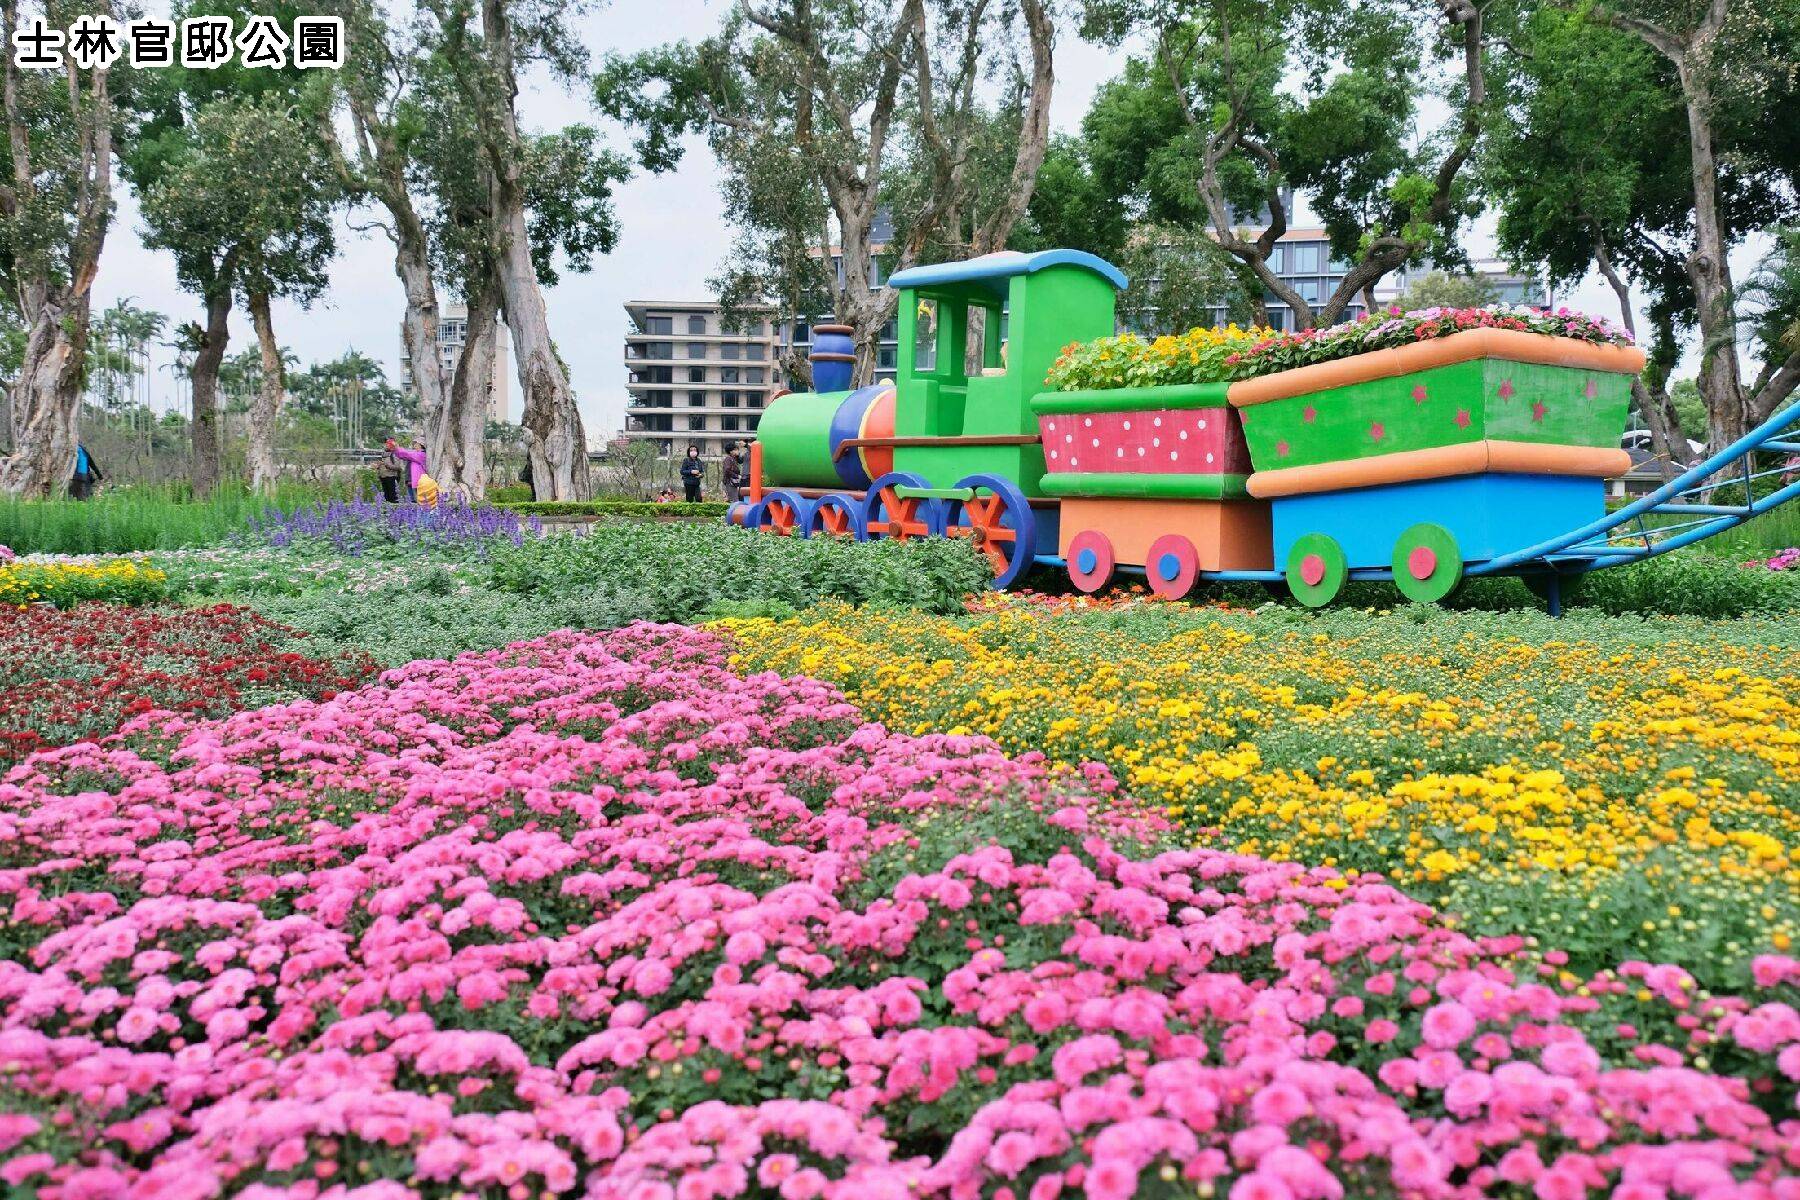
[886,249,1128,297]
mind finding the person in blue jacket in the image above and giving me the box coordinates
[70,444,103,500]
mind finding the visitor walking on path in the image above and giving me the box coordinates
[374,445,403,503]
[387,439,428,502]
[69,444,103,500]
[722,443,745,504]
[679,445,704,502]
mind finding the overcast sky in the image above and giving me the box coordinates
[94,0,1671,442]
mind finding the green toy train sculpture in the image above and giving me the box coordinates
[728,249,1650,607]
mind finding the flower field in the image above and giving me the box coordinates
[3,624,1799,1198]
[0,603,379,766]
[0,558,169,608]
[718,602,1800,986]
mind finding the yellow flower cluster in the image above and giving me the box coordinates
[1045,324,1274,392]
[715,603,1800,984]
[0,558,169,609]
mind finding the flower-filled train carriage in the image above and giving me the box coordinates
[731,247,1651,606]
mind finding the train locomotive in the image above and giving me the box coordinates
[729,249,1645,606]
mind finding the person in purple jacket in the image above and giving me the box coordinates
[385,438,428,502]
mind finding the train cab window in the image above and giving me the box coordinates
[913,299,939,372]
[970,304,1004,376]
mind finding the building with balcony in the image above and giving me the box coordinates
[397,300,512,423]
[622,300,782,457]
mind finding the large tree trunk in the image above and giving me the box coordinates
[1593,231,1686,482]
[245,289,286,492]
[0,292,86,497]
[0,0,116,497]
[434,271,497,500]
[480,0,589,500]
[1676,62,1747,455]
[189,282,232,499]
[495,196,588,500]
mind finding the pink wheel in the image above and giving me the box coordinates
[1145,533,1199,600]
[1067,530,1115,594]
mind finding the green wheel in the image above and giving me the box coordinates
[1285,533,1348,608]
[1392,523,1463,604]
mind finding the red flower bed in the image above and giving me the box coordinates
[0,603,379,766]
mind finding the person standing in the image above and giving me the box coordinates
[69,444,103,500]
[387,438,428,502]
[722,442,745,504]
[679,445,704,503]
[373,445,403,503]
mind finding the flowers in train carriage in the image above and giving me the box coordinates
[1049,305,1634,392]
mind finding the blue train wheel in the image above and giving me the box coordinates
[750,489,814,537]
[725,500,754,527]
[1392,523,1463,604]
[1285,533,1347,608]
[1066,529,1115,594]
[946,473,1037,590]
[803,493,867,540]
[1145,533,1200,599]
[862,472,945,542]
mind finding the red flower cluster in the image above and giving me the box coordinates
[0,603,379,767]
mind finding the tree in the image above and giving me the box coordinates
[1079,0,1488,330]
[1488,1,1799,461]
[1114,223,1249,334]
[126,0,329,497]
[1482,8,1697,476]
[143,93,339,492]
[289,349,414,443]
[1543,0,1800,452]
[415,0,619,500]
[1394,270,1498,312]
[708,131,837,392]
[0,0,121,495]
[1009,135,1130,261]
[598,0,1056,386]
[86,300,167,413]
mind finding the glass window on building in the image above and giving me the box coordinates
[688,391,705,407]
[722,391,739,407]
[642,341,672,359]
[722,415,739,432]
[745,391,763,408]
[687,415,705,431]
[880,319,897,341]
[721,367,739,384]
[1269,245,1288,273]
[645,316,672,335]
[722,343,740,361]
[647,390,672,407]
[1292,242,1324,273]
[794,319,811,345]
[746,415,759,432]
[687,342,706,359]
[687,314,706,335]
[687,366,704,383]
[745,367,763,384]
[877,346,896,370]
[746,344,764,360]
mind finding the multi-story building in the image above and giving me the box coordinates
[1372,257,1552,309]
[622,301,782,456]
[397,301,512,423]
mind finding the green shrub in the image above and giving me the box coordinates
[494,499,731,519]
[0,483,341,555]
[488,522,993,617]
